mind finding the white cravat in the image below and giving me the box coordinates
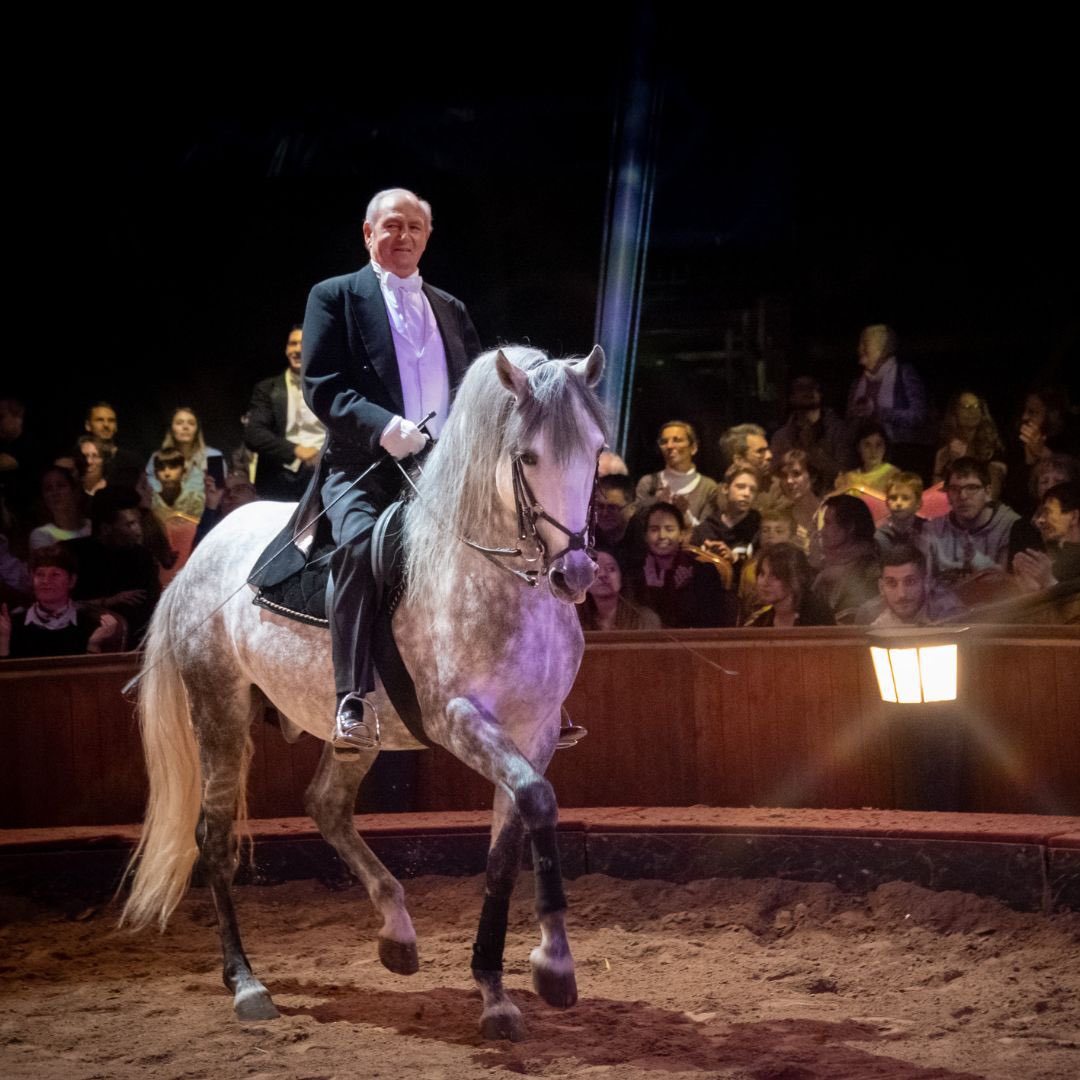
[372,261,450,437]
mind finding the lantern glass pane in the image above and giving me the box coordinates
[870,647,897,702]
[890,648,923,703]
[919,644,958,702]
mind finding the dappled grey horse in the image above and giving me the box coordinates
[122,345,606,1041]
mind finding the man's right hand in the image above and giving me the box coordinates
[380,417,430,460]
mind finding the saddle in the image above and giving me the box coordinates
[250,501,431,748]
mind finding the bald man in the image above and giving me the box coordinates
[302,188,481,752]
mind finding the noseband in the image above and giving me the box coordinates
[461,455,598,588]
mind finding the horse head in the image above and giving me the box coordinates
[495,345,607,603]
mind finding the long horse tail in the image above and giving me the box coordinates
[120,582,203,932]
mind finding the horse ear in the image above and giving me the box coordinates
[495,349,532,403]
[570,345,605,387]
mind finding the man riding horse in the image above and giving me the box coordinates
[300,188,481,752]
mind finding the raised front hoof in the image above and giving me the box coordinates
[233,981,280,1021]
[530,954,578,1009]
[479,1002,526,1042]
[378,935,420,975]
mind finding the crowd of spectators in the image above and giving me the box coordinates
[578,323,1080,631]
[1,322,1078,659]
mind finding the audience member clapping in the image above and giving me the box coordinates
[29,466,91,549]
[811,494,880,623]
[578,546,660,631]
[743,542,833,627]
[0,544,124,659]
[933,390,1007,498]
[855,541,965,627]
[65,486,162,644]
[777,449,822,552]
[628,502,735,628]
[1014,481,1080,592]
[634,420,720,528]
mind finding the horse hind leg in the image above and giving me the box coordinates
[194,683,279,1021]
[304,743,419,975]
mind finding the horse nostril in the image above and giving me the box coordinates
[550,570,567,593]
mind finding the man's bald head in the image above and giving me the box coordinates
[364,188,433,230]
[363,189,433,278]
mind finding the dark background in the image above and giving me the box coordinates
[11,13,1078,483]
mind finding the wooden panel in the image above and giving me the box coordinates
[2,629,1078,828]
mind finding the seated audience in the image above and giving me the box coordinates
[0,545,124,659]
[811,494,880,623]
[776,449,822,552]
[874,472,927,556]
[29,466,91,549]
[628,502,735,628]
[719,423,784,512]
[0,534,31,606]
[1030,453,1080,505]
[593,474,636,555]
[845,323,931,469]
[835,420,899,499]
[693,465,761,585]
[191,468,259,548]
[926,457,1026,586]
[1004,386,1080,514]
[1014,481,1080,591]
[933,390,1007,499]
[0,394,40,524]
[151,448,205,522]
[855,541,966,626]
[770,374,851,484]
[84,401,144,487]
[743,542,833,627]
[634,420,720,528]
[578,546,660,631]
[75,434,108,500]
[147,406,223,520]
[739,507,799,621]
[65,487,162,644]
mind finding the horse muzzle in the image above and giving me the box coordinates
[548,551,596,604]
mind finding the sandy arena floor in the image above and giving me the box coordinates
[1,872,1078,1080]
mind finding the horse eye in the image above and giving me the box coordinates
[518,451,539,467]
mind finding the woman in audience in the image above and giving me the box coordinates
[1030,453,1080,503]
[628,502,734,628]
[633,420,720,528]
[835,421,899,497]
[811,494,880,623]
[75,435,108,500]
[744,542,834,627]
[933,390,1007,497]
[1004,386,1080,514]
[0,544,124,658]
[147,407,223,523]
[777,449,822,548]
[29,467,91,549]
[578,546,660,631]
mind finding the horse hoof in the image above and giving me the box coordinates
[234,983,280,1021]
[479,1003,526,1042]
[531,953,578,1008]
[378,936,419,975]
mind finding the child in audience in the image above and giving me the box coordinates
[151,449,204,521]
[875,471,927,555]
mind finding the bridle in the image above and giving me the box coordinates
[399,451,599,589]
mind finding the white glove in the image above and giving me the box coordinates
[380,416,429,460]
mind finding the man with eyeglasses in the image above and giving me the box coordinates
[925,457,1029,585]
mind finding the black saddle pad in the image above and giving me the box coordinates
[251,502,428,747]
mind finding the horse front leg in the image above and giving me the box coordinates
[304,742,418,974]
[442,696,577,1035]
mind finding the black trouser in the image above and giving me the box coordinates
[322,457,400,702]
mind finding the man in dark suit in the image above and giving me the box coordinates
[302,188,481,753]
[244,325,326,501]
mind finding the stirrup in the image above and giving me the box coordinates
[556,708,588,750]
[332,693,380,756]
